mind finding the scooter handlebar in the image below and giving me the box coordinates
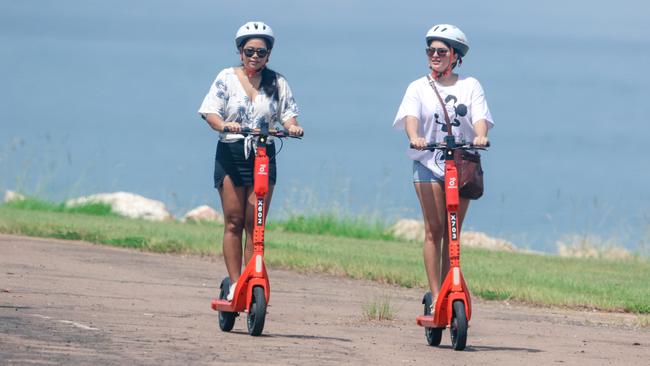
[223,126,303,138]
[410,141,490,151]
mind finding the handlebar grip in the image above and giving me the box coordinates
[410,143,429,149]
[222,126,252,133]
[410,143,437,149]
[467,142,490,149]
[278,130,304,138]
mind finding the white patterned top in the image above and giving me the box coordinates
[198,67,299,141]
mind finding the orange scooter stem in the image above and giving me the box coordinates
[415,137,482,350]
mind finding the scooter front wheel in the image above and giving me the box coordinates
[218,277,237,332]
[450,300,468,350]
[247,286,267,336]
[423,292,443,346]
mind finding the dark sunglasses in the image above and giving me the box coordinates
[243,47,269,58]
[426,47,450,57]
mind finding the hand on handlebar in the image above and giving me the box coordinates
[286,125,304,137]
[472,136,489,147]
[222,122,241,133]
[409,137,427,150]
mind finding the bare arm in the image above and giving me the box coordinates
[282,117,304,136]
[202,113,241,133]
[405,116,426,149]
[472,119,489,146]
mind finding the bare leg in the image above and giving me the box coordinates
[218,176,247,282]
[414,182,447,298]
[243,185,275,266]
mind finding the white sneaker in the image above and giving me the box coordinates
[226,281,237,301]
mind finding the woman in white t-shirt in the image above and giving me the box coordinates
[198,21,303,300]
[393,24,494,309]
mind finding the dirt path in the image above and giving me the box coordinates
[1,234,648,365]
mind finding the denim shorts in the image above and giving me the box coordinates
[413,160,444,183]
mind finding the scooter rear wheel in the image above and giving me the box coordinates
[423,292,443,346]
[218,277,237,332]
[450,300,468,350]
[247,286,267,336]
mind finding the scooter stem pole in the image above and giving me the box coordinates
[253,139,269,258]
[444,145,461,270]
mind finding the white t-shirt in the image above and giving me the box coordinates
[393,75,494,176]
[198,67,299,140]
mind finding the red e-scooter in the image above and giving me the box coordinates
[211,122,301,336]
[414,135,488,350]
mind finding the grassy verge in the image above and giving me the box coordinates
[268,213,395,241]
[1,204,649,314]
[3,197,115,216]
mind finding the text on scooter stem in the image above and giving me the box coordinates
[257,199,264,225]
[450,213,458,241]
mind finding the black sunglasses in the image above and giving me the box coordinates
[243,47,269,58]
[426,47,450,57]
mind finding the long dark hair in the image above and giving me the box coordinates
[240,37,279,101]
[260,67,279,101]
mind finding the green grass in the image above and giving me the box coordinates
[268,213,394,241]
[4,197,114,216]
[0,205,215,253]
[363,295,396,321]
[1,202,649,314]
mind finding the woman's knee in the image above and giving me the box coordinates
[424,220,444,241]
[424,228,444,247]
[224,214,245,233]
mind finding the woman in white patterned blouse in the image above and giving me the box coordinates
[198,21,303,300]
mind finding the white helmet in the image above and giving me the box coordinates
[425,24,469,57]
[235,21,275,49]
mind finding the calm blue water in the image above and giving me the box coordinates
[1,0,649,252]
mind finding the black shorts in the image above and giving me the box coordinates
[214,140,277,188]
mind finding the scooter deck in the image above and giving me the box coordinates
[211,271,270,313]
[416,315,442,328]
[415,268,472,329]
[211,299,236,312]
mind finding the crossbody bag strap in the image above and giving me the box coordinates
[427,74,453,137]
